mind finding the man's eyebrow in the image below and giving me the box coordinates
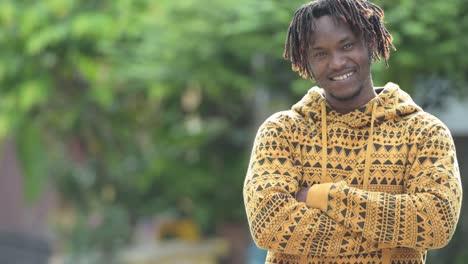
[339,36,354,43]
[310,35,355,50]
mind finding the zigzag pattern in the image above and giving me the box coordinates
[244,84,462,264]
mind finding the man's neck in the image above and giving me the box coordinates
[326,88,378,114]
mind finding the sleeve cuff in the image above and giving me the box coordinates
[306,182,334,211]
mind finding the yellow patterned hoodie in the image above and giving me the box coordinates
[243,82,462,264]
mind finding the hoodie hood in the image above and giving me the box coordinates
[291,82,422,190]
[291,82,422,128]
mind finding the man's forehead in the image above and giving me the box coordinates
[309,16,360,43]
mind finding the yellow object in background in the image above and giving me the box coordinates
[157,218,200,242]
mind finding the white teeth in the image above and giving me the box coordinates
[332,71,354,81]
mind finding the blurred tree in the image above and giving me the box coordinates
[0,0,154,260]
[372,0,468,95]
[0,0,467,261]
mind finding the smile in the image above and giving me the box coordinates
[330,71,355,81]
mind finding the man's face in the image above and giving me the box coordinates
[308,16,373,109]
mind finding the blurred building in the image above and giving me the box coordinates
[0,138,55,263]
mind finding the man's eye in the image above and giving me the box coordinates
[315,51,327,57]
[343,43,354,49]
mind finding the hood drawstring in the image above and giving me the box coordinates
[320,101,377,190]
[363,102,377,190]
[321,102,328,179]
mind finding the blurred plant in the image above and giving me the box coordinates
[372,0,468,93]
[54,205,130,264]
[0,0,162,257]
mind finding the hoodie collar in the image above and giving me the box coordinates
[291,82,421,128]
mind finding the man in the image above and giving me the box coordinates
[243,0,462,263]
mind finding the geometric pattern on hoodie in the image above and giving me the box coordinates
[243,82,462,264]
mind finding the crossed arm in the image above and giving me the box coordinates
[301,123,462,250]
[244,116,462,256]
[244,118,383,256]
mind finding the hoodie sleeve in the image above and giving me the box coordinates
[314,121,462,250]
[244,113,384,256]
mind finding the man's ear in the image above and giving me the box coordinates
[310,72,317,82]
[308,66,317,82]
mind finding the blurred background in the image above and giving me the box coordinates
[0,0,466,263]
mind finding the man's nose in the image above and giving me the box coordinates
[329,52,347,70]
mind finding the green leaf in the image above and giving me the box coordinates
[0,114,13,140]
[26,23,69,55]
[0,1,16,27]
[17,79,51,111]
[89,86,114,108]
[16,122,47,202]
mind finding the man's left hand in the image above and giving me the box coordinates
[296,186,311,203]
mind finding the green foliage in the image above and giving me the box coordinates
[372,0,468,91]
[16,121,48,201]
[0,0,467,258]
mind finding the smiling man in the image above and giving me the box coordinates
[243,1,462,264]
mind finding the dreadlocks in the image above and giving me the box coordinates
[283,0,395,79]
